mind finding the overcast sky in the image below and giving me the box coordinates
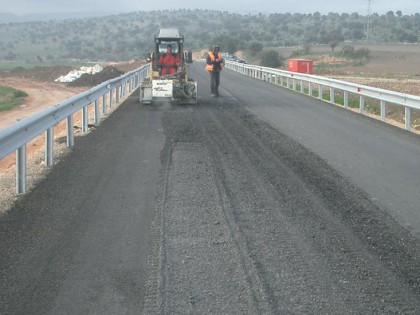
[3,0,419,16]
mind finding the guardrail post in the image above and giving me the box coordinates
[16,144,26,194]
[94,99,100,126]
[318,85,323,100]
[309,83,313,96]
[293,79,296,91]
[380,100,386,121]
[405,107,411,131]
[359,95,365,113]
[45,127,54,167]
[82,106,88,134]
[280,76,284,87]
[116,86,120,104]
[330,88,335,104]
[67,115,74,147]
[109,90,113,108]
[300,80,304,93]
[344,91,349,108]
[102,94,107,114]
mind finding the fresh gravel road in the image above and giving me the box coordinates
[1,63,419,314]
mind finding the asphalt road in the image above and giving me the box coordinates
[1,62,420,314]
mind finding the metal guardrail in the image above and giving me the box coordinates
[0,64,149,194]
[2,61,419,195]
[225,61,420,131]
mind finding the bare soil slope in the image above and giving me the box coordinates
[0,61,142,170]
[279,43,420,95]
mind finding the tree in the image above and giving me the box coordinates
[211,35,239,54]
[260,50,284,68]
[327,28,344,52]
[330,40,340,52]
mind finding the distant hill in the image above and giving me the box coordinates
[0,9,418,63]
[0,11,117,23]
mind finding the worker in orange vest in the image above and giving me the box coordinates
[206,45,224,97]
[159,44,180,76]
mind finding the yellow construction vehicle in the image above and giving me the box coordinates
[139,29,197,104]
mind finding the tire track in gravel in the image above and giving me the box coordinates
[144,106,261,314]
[143,98,420,314]
[195,99,420,314]
[201,99,420,313]
[195,102,348,313]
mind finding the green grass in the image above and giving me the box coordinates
[0,86,28,111]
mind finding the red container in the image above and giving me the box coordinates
[288,59,313,74]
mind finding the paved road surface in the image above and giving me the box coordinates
[1,63,419,314]
[217,65,420,239]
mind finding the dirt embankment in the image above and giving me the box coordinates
[0,61,144,171]
[0,61,143,130]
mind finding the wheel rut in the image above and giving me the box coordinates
[143,99,420,314]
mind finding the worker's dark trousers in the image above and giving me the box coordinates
[210,71,220,95]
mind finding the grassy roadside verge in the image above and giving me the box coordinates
[0,86,28,111]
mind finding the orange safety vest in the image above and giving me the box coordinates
[206,51,223,72]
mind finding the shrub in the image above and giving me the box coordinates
[261,50,284,68]
[341,45,370,60]
[249,42,263,56]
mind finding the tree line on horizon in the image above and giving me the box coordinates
[0,9,418,63]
